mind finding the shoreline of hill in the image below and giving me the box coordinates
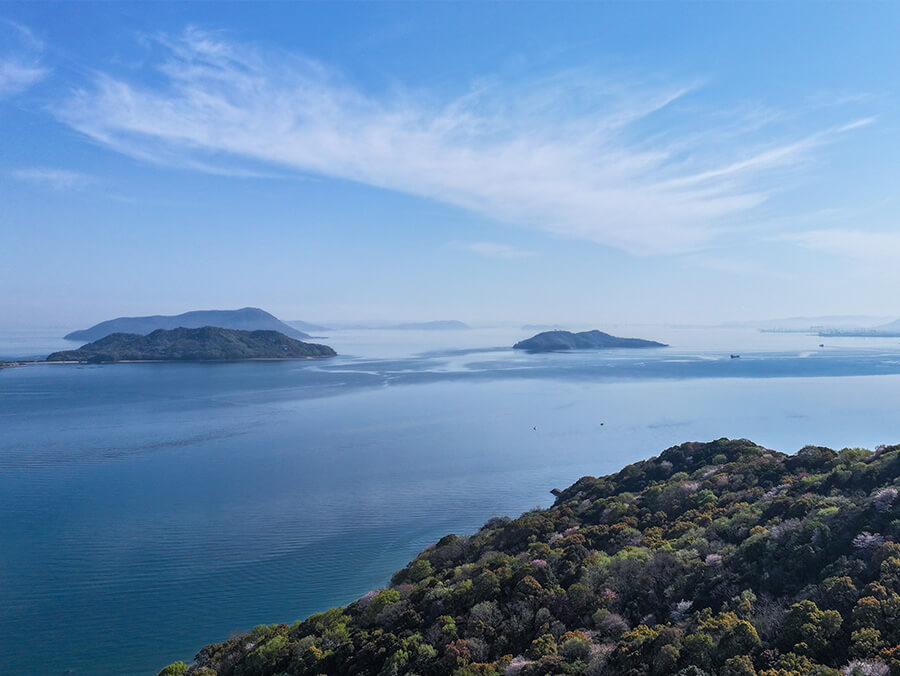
[158,437,900,676]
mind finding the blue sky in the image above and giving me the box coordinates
[2,2,899,328]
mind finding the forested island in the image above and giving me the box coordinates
[159,437,900,676]
[514,330,667,352]
[47,327,336,363]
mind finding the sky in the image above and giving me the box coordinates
[2,2,900,328]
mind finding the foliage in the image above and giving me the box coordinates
[166,438,900,675]
[157,663,189,676]
[47,326,336,362]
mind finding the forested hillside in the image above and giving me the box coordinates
[161,438,900,676]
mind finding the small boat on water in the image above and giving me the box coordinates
[730,354,740,359]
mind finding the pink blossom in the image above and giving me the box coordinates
[874,488,898,513]
[842,660,889,676]
[506,656,534,675]
[358,590,379,608]
[853,532,885,550]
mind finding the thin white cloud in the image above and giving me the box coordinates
[687,254,794,281]
[783,229,900,262]
[0,60,46,97]
[54,28,867,255]
[0,18,43,50]
[9,168,97,190]
[660,120,872,190]
[450,241,536,260]
[0,20,47,97]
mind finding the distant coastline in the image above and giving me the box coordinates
[816,330,900,338]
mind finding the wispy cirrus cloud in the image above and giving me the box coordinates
[0,60,46,97]
[0,20,47,98]
[450,241,536,260]
[9,167,97,190]
[54,28,869,255]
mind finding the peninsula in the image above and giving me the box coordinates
[64,307,309,342]
[47,327,336,363]
[159,438,900,676]
[513,329,667,352]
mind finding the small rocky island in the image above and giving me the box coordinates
[46,327,336,363]
[513,329,667,352]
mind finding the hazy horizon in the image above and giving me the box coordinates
[3,309,898,334]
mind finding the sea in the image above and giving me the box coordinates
[2,325,900,675]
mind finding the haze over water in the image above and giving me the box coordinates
[3,326,900,674]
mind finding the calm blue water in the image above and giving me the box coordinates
[2,326,900,675]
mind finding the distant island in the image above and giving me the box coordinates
[47,327,336,363]
[159,437,900,676]
[818,318,900,337]
[317,320,471,330]
[727,314,893,333]
[514,329,667,352]
[387,320,470,330]
[64,307,309,342]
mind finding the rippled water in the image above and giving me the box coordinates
[3,326,900,674]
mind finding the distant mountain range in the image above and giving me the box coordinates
[386,320,469,330]
[319,320,469,330]
[48,327,336,363]
[65,308,309,341]
[513,329,667,352]
[818,318,900,337]
[878,318,900,332]
[718,315,893,333]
